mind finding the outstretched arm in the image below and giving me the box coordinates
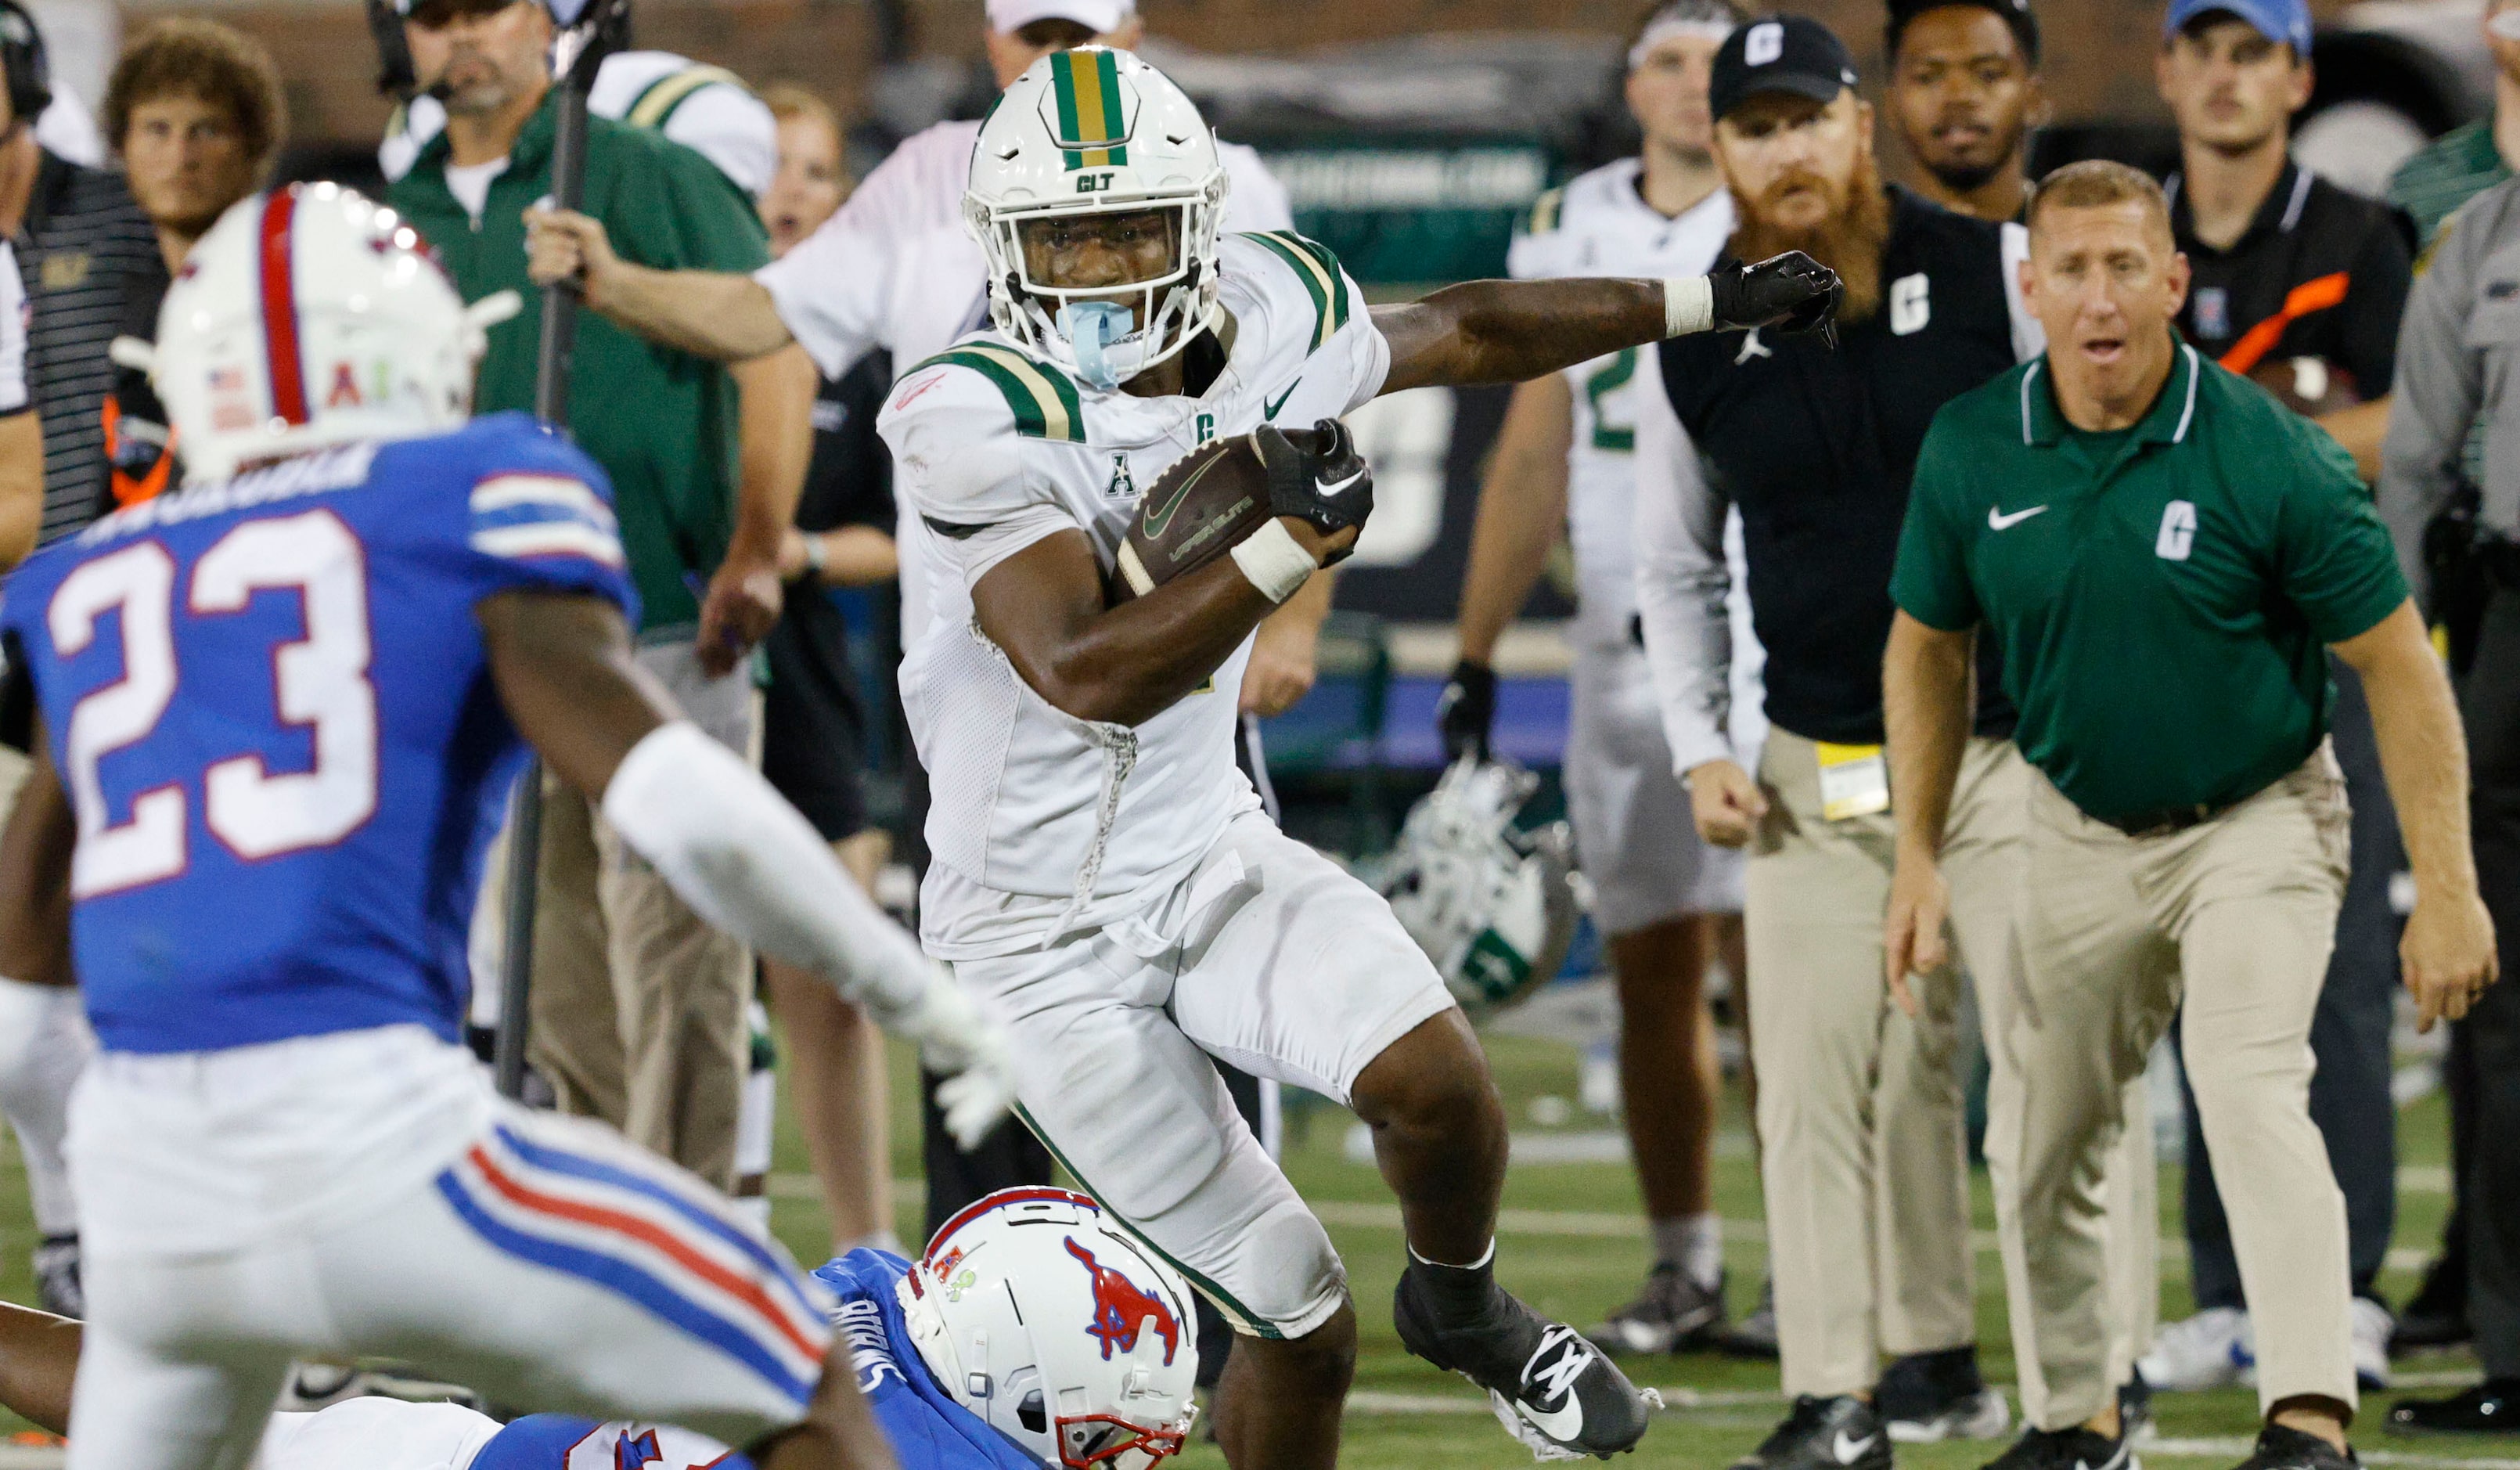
[1373,254,1838,395]
[479,590,1014,1146]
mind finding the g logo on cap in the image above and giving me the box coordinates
[1744,20,1784,64]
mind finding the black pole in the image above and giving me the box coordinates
[494,4,621,1103]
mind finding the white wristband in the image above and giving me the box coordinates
[1663,276,1714,337]
[1231,518,1319,603]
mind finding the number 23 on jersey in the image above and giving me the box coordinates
[46,508,377,900]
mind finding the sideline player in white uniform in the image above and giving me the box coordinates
[0,185,1019,1470]
[529,48,1838,1466]
[379,49,777,196]
[1439,0,1769,1359]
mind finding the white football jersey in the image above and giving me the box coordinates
[1507,161,1733,648]
[0,240,25,415]
[759,118,1292,652]
[880,232,1385,958]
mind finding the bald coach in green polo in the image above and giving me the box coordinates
[1878,160,2495,1470]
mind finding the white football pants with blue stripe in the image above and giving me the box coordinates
[62,1025,833,1470]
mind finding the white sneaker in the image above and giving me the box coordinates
[2136,1308,2254,1393]
[2350,1296,2392,1390]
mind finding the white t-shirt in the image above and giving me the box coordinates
[443,157,509,227]
[878,232,1380,957]
[379,51,778,197]
[758,117,1294,647]
[0,240,28,414]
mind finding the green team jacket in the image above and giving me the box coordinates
[389,89,771,633]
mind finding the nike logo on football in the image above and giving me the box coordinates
[1265,381,1301,420]
[1988,504,2049,531]
[1140,454,1226,539]
[1833,1431,1880,1465]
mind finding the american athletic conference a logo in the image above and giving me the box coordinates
[1066,1237,1182,1364]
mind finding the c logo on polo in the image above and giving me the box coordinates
[1890,274,1931,336]
[1744,21,1784,64]
[2156,500,2197,562]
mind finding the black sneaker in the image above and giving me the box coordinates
[2234,1425,2359,1470]
[31,1235,80,1318]
[1878,1346,2011,1443]
[1731,1396,1893,1470]
[1394,1264,1655,1458]
[1589,1264,1726,1357]
[2385,1381,2520,1436]
[1980,1425,2136,1470]
[2119,1372,2155,1445]
[1718,1277,1781,1360]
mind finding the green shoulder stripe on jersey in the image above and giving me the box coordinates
[626,64,750,131]
[1241,231,1351,353]
[911,345,1086,442]
[1013,1104,1283,1338]
[1525,186,1566,236]
[1052,49,1130,171]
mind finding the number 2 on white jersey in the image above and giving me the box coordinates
[48,510,379,899]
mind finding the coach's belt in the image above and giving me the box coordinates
[2094,801,2234,839]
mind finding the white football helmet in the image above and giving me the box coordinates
[963,46,1226,391]
[1379,759,1584,1020]
[142,183,517,481]
[898,1187,1198,1469]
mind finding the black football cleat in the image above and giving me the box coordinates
[2387,1382,2520,1436]
[1395,1263,1656,1458]
[1733,1395,1895,1470]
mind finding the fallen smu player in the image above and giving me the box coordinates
[0,1189,1193,1470]
[527,48,1839,1466]
[0,183,1017,1470]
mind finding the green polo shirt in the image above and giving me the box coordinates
[1889,341,2408,824]
[388,91,770,633]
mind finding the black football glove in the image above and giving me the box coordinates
[1436,659,1497,763]
[1253,418,1374,565]
[1710,250,1844,344]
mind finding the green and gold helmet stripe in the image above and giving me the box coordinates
[1243,231,1352,352]
[1052,49,1131,171]
[913,345,1086,442]
[626,64,750,131]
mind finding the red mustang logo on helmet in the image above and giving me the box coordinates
[1065,1237,1180,1365]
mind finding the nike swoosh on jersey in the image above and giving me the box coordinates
[1264,382,1300,420]
[1140,453,1228,539]
[1834,1431,1880,1464]
[1988,505,2050,531]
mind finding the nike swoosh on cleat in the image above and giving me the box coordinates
[1988,504,2050,531]
[1265,382,1301,420]
[1834,1431,1880,1464]
[1515,1396,1586,1444]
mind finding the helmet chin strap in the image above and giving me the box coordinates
[1058,299,1137,391]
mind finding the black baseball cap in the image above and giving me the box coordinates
[1709,15,1861,124]
[1886,0,2041,67]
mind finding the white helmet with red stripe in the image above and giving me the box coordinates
[145,182,518,481]
[897,1187,1199,1469]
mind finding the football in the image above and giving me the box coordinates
[1111,434,1276,602]
[2249,355,2364,419]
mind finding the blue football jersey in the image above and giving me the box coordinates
[815,1249,1043,1470]
[0,413,635,1054]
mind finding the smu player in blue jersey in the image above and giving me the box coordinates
[0,186,1016,1470]
[0,1190,1193,1470]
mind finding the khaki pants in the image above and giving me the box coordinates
[2014,750,2356,1424]
[1749,731,2004,1396]
[477,640,759,1190]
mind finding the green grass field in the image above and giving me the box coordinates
[0,1026,2487,1468]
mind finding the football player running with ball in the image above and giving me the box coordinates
[0,185,1020,1470]
[524,50,1838,1465]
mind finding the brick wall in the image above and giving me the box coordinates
[146,0,2363,156]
